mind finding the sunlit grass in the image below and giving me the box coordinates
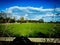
[0,23,59,37]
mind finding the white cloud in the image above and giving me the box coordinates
[45,12,60,16]
[46,13,54,16]
[45,12,55,16]
[56,8,60,11]
[3,6,60,20]
[25,14,28,17]
[5,6,55,13]
[12,15,20,20]
[32,15,43,20]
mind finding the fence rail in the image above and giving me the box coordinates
[0,37,60,43]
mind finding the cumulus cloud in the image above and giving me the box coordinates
[5,6,54,13]
[56,8,60,11]
[4,6,60,20]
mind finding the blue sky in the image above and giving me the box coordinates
[0,0,60,10]
[0,0,60,22]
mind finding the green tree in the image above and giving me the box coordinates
[13,17,16,23]
[39,18,44,23]
[0,11,11,37]
[20,16,24,21]
[20,16,25,23]
[0,11,7,23]
[0,11,12,23]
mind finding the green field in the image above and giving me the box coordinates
[0,23,60,37]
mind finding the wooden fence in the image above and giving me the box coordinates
[0,37,60,43]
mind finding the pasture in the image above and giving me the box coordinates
[0,23,60,37]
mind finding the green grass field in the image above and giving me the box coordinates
[0,23,60,37]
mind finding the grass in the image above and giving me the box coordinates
[0,23,60,37]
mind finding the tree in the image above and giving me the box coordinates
[0,11,7,18]
[39,18,44,23]
[0,11,7,23]
[20,16,24,21]
[13,17,16,23]
[0,11,12,23]
[20,16,25,23]
[0,11,11,37]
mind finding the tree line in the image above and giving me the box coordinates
[0,12,44,23]
[0,11,60,23]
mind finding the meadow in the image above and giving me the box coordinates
[0,23,60,37]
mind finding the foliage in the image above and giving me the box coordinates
[39,19,44,23]
[20,16,25,21]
